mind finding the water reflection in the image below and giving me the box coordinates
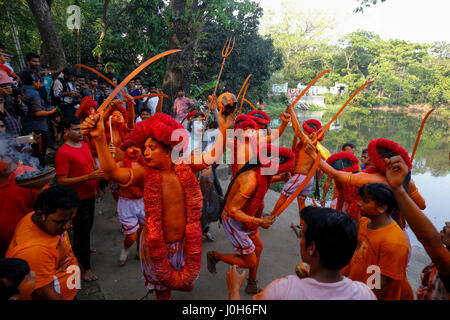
[268,108,450,247]
[270,109,449,176]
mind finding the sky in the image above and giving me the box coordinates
[257,0,450,43]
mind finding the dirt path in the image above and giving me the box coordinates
[79,180,430,300]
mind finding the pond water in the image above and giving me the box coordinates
[268,108,450,247]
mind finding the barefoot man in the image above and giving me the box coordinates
[270,107,324,237]
[82,94,236,300]
[207,142,295,294]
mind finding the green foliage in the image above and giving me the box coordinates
[190,80,216,99]
[194,0,282,102]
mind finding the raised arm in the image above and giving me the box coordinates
[264,112,290,144]
[189,94,236,172]
[81,112,146,186]
[385,156,450,277]
[124,94,135,131]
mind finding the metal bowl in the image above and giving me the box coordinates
[14,167,56,189]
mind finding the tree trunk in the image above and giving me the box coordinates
[26,0,66,69]
[161,0,201,115]
[97,0,110,64]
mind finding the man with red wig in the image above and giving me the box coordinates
[81,94,236,299]
[247,110,291,145]
[270,108,324,237]
[324,152,361,221]
[103,96,136,162]
[206,144,296,294]
[306,138,426,227]
[116,139,145,266]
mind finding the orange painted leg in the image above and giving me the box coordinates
[249,232,263,281]
[124,231,138,250]
[213,251,257,269]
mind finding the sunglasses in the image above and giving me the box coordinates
[0,83,13,88]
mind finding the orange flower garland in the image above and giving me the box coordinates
[143,164,203,291]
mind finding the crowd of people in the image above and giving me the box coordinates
[0,46,448,301]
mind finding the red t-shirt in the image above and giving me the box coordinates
[0,164,39,258]
[55,142,96,200]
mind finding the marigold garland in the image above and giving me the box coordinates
[143,164,203,291]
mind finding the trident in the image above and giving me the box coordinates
[200,36,235,146]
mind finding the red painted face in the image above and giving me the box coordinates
[111,110,124,124]
[143,138,171,169]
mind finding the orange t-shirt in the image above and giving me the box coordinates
[6,212,79,300]
[345,217,413,300]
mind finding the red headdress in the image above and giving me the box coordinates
[129,113,188,151]
[303,119,324,141]
[104,100,128,124]
[258,144,295,174]
[248,110,270,129]
[103,100,129,144]
[119,138,136,152]
[368,138,412,173]
[75,96,98,119]
[186,110,205,122]
[234,114,257,131]
[326,152,360,173]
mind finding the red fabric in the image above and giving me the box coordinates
[248,110,270,129]
[234,115,257,131]
[303,119,324,141]
[243,167,272,231]
[0,64,15,78]
[143,164,202,291]
[242,145,295,231]
[55,142,96,200]
[75,96,98,118]
[130,113,188,151]
[326,152,360,173]
[368,138,412,173]
[0,164,39,257]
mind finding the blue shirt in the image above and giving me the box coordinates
[21,86,48,132]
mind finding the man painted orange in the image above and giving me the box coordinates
[81,93,236,300]
[270,107,323,237]
[103,95,135,162]
[116,139,145,265]
[305,138,426,228]
[207,144,295,294]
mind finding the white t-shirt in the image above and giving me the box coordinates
[253,275,376,300]
[145,96,159,115]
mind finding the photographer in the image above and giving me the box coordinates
[0,71,21,137]
[51,67,79,119]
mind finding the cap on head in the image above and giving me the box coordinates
[248,110,270,129]
[368,138,412,172]
[326,152,360,173]
[130,113,188,151]
[303,119,324,141]
[234,114,257,131]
